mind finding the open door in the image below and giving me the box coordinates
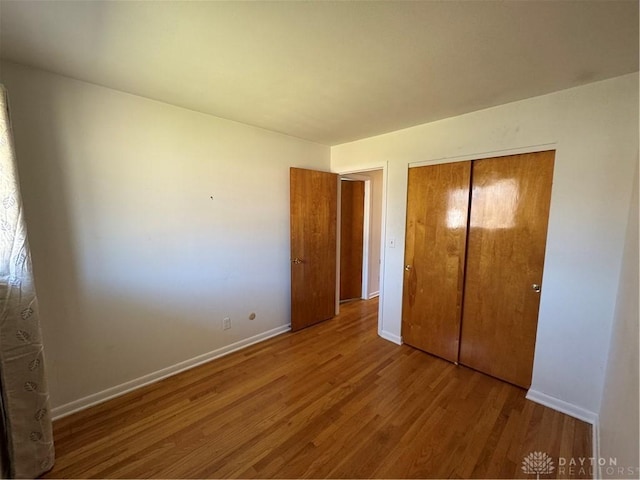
[340,179,365,302]
[290,167,338,331]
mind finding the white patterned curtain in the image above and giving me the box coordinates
[0,85,54,478]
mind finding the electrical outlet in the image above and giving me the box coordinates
[223,317,231,330]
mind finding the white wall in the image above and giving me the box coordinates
[598,160,639,477]
[331,73,639,418]
[0,62,330,414]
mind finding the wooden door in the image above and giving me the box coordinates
[459,151,555,388]
[340,180,365,301]
[290,167,338,331]
[402,161,471,362]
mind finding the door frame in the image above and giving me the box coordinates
[336,164,388,338]
[408,143,557,169]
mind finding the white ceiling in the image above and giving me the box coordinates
[0,1,637,146]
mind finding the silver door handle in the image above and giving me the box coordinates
[532,283,541,293]
[405,265,412,271]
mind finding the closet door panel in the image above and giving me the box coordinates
[459,151,555,388]
[402,161,471,362]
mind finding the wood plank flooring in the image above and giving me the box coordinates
[44,298,592,479]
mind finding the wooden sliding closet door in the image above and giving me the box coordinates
[402,162,471,362]
[459,151,555,388]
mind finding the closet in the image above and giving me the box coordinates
[401,151,554,388]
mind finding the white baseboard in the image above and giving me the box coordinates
[51,324,291,420]
[526,389,598,424]
[379,329,402,345]
[368,291,380,299]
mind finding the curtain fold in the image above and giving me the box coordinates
[0,85,54,478]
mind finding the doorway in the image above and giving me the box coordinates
[289,166,386,334]
[338,168,384,311]
[339,178,365,302]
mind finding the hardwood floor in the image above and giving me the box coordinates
[45,299,592,479]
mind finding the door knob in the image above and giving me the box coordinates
[292,258,303,264]
[532,283,541,293]
[405,265,412,271]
